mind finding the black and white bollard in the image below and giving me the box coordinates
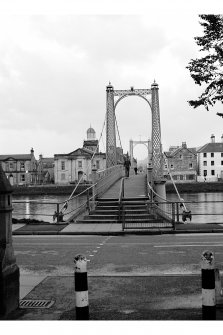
[74,254,89,320]
[201,250,216,320]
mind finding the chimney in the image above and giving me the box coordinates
[182,142,187,148]
[211,134,215,143]
[30,147,34,155]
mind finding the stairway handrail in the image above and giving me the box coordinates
[118,177,125,230]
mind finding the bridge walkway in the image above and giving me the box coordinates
[100,173,147,199]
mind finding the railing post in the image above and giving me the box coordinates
[201,250,216,320]
[91,167,97,210]
[74,254,89,320]
[172,202,175,230]
[86,189,90,213]
[176,202,180,223]
[56,203,60,223]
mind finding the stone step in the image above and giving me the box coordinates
[76,219,118,224]
[83,215,119,220]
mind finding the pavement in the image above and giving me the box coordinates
[8,174,223,321]
[8,221,223,321]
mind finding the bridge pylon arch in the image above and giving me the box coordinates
[106,82,164,182]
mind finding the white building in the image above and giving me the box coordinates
[54,127,106,184]
[197,134,223,182]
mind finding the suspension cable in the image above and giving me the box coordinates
[115,114,123,151]
[163,153,188,211]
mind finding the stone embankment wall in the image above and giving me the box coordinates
[166,182,223,193]
[12,184,91,195]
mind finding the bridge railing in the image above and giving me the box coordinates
[94,164,125,198]
[12,165,125,224]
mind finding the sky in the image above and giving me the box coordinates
[1,1,223,162]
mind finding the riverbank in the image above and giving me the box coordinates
[12,184,91,196]
[166,181,223,193]
[11,181,223,196]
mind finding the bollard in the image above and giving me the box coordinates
[201,250,216,320]
[215,268,223,306]
[74,254,89,320]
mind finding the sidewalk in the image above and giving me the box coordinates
[7,274,223,320]
[12,221,223,235]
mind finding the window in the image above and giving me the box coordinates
[211,170,215,175]
[211,153,214,157]
[170,164,174,169]
[203,170,207,176]
[20,174,25,181]
[20,162,25,170]
[211,161,214,166]
[188,175,194,180]
[164,164,168,169]
[9,162,14,169]
[78,161,82,168]
[203,153,207,157]
[173,175,177,180]
[61,173,65,180]
[61,161,65,170]
[189,163,193,169]
[96,160,100,169]
[203,161,207,166]
[180,175,184,180]
[221,161,223,165]
[221,153,223,157]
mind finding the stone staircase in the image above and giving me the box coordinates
[76,197,168,227]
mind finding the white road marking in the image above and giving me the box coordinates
[154,244,223,247]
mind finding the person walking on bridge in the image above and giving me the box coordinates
[133,158,138,175]
[124,153,131,178]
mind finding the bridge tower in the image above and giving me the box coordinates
[105,81,164,192]
[129,139,152,167]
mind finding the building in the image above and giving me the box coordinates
[54,127,106,184]
[164,142,197,182]
[197,134,223,182]
[0,148,37,185]
[37,155,54,184]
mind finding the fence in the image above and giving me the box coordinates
[12,165,125,224]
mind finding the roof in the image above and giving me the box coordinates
[87,126,95,134]
[0,154,33,161]
[197,142,223,153]
[54,148,106,159]
[165,146,197,158]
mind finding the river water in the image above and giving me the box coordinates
[167,192,223,224]
[12,192,223,224]
[12,194,87,223]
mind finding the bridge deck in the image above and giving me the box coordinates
[100,174,147,199]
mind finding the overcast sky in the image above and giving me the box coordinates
[1,2,223,161]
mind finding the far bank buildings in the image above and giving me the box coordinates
[1,132,223,185]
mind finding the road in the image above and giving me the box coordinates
[13,233,223,276]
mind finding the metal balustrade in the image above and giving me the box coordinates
[12,165,124,224]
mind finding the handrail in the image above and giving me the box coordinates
[118,177,125,229]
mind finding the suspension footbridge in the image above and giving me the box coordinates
[12,81,191,231]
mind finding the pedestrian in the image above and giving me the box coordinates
[133,158,138,175]
[124,153,131,177]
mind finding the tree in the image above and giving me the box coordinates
[187,15,223,111]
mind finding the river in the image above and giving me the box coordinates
[12,192,223,224]
[167,192,223,224]
[12,194,87,223]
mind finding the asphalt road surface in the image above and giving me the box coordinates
[13,233,223,277]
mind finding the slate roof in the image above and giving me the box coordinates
[165,147,197,158]
[0,154,32,161]
[197,142,223,153]
[54,148,106,158]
